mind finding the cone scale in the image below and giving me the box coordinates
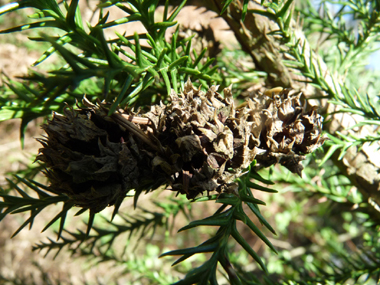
[37,80,327,213]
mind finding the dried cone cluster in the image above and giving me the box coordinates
[37,80,327,213]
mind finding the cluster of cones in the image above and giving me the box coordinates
[37,80,327,213]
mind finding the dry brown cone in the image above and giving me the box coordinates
[37,79,327,213]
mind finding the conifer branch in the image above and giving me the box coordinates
[1,1,379,284]
[209,0,380,218]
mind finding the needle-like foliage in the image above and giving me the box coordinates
[1,0,380,284]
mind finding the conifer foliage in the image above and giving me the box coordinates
[0,0,380,284]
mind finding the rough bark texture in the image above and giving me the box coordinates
[203,0,293,87]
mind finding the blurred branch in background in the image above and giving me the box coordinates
[0,0,380,284]
[206,0,380,221]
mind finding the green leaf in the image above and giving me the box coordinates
[245,218,277,254]
[11,208,44,238]
[221,0,234,15]
[65,0,79,30]
[248,9,277,21]
[41,201,74,240]
[41,34,82,74]
[156,47,168,68]
[231,223,268,273]
[33,34,72,66]
[161,241,219,261]
[216,193,240,205]
[108,75,134,115]
[161,69,171,96]
[319,144,342,166]
[246,180,278,193]
[246,189,276,235]
[151,21,177,30]
[0,20,61,34]
[241,0,249,21]
[240,194,266,205]
[0,177,69,237]
[166,0,187,22]
[98,30,124,69]
[94,13,142,30]
[178,211,231,232]
[249,170,275,185]
[192,48,207,68]
[278,0,295,19]
[169,56,189,71]
[86,212,95,237]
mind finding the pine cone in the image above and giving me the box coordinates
[247,87,328,175]
[36,102,166,213]
[37,80,327,212]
